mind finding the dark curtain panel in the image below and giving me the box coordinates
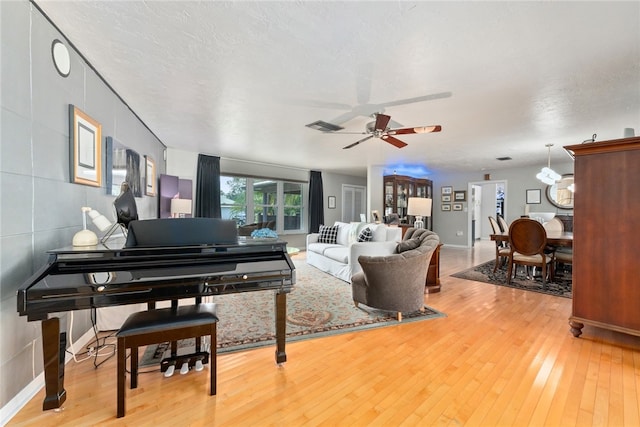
[195,154,221,218]
[308,170,324,233]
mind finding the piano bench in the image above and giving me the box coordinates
[116,303,218,418]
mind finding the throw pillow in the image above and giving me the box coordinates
[357,227,373,242]
[318,225,338,244]
[396,238,421,253]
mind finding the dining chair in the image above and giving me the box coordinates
[507,218,553,287]
[543,217,572,279]
[488,216,510,272]
[497,215,509,233]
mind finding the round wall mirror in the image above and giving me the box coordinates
[546,174,574,209]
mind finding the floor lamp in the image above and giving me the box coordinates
[407,197,432,229]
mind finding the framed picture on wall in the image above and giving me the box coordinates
[442,204,451,211]
[526,188,541,204]
[328,195,336,209]
[453,203,463,211]
[442,186,453,195]
[454,190,467,201]
[442,194,452,202]
[69,105,102,187]
[145,156,156,196]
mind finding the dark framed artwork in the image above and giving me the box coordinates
[442,204,451,211]
[442,186,453,195]
[454,190,467,201]
[105,137,142,197]
[328,195,336,209]
[442,194,452,202]
[526,188,542,204]
[145,156,156,196]
[453,203,463,211]
[69,105,102,187]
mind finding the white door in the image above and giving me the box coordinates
[342,185,366,223]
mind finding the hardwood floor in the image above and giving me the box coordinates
[8,241,640,426]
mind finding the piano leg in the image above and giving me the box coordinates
[275,292,287,364]
[41,317,67,410]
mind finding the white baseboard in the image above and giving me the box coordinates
[0,327,96,426]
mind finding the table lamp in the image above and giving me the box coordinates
[72,207,113,246]
[407,197,432,229]
[171,198,192,218]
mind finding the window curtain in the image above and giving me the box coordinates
[195,154,221,218]
[308,170,324,233]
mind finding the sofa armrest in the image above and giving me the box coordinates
[306,233,320,247]
[349,241,398,277]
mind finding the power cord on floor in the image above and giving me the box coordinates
[66,308,116,367]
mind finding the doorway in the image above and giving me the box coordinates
[342,184,367,223]
[467,180,507,248]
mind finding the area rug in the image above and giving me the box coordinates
[451,260,572,298]
[140,259,445,365]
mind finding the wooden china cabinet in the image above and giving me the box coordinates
[383,174,441,292]
[383,175,433,230]
[564,136,640,338]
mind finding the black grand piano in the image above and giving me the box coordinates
[17,218,296,411]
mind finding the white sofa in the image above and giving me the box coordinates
[306,222,402,282]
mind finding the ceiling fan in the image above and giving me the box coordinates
[321,113,442,149]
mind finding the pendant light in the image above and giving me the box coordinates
[536,144,561,185]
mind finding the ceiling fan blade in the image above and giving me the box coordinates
[378,91,452,108]
[374,113,391,131]
[381,135,408,148]
[343,135,374,149]
[388,125,442,135]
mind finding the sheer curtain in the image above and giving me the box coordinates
[195,154,221,218]
[308,170,324,233]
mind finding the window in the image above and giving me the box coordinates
[220,175,305,233]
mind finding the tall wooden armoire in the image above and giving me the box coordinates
[564,136,640,338]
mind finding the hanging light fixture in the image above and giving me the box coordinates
[536,143,561,185]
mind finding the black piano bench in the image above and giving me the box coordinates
[116,303,218,418]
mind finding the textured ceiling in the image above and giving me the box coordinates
[34,1,640,177]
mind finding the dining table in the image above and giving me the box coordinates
[490,231,573,248]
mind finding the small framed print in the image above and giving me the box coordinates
[526,189,541,204]
[442,204,451,211]
[328,195,336,209]
[145,155,156,196]
[454,190,467,201]
[442,194,452,202]
[442,186,453,195]
[453,203,463,211]
[69,105,102,187]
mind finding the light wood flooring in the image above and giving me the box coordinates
[8,241,640,426]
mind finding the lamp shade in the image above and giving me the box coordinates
[88,209,113,232]
[171,198,192,216]
[407,197,432,217]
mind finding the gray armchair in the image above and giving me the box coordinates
[351,229,440,321]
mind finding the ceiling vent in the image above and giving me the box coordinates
[305,120,344,132]
[496,156,512,161]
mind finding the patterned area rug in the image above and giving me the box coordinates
[451,260,572,298]
[140,258,445,365]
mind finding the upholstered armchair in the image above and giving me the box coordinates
[351,229,440,321]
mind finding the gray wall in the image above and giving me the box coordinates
[366,162,573,247]
[0,1,165,413]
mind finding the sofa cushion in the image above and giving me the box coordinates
[334,222,352,246]
[369,224,388,242]
[323,246,349,264]
[318,225,339,244]
[357,227,373,242]
[397,238,421,253]
[307,242,342,255]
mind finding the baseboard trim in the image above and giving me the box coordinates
[0,327,96,425]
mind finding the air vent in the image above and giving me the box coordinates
[305,120,344,132]
[496,156,512,161]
